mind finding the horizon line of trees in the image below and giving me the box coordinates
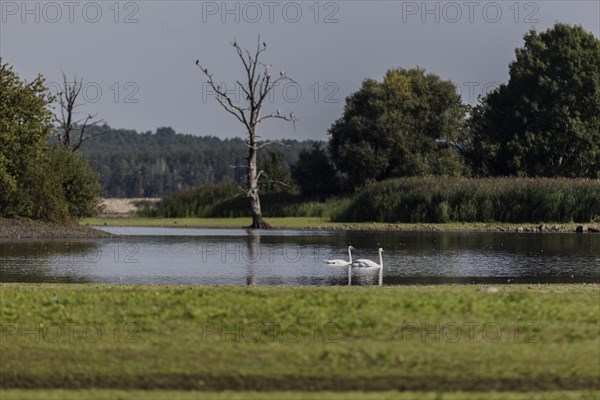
[77,125,318,198]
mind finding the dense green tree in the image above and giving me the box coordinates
[292,144,340,198]
[1,60,55,218]
[468,24,600,178]
[0,60,101,221]
[328,68,468,188]
[258,151,295,194]
[47,146,102,218]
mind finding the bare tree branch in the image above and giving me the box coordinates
[260,172,293,189]
[195,38,295,229]
[196,65,251,129]
[54,71,106,151]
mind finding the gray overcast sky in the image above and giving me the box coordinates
[1,1,599,140]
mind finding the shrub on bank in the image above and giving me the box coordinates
[141,183,347,219]
[333,177,600,223]
[140,183,239,218]
[144,178,599,223]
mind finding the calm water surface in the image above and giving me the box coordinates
[1,227,598,285]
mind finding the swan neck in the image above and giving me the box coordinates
[348,265,352,286]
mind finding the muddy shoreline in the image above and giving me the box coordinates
[0,218,113,239]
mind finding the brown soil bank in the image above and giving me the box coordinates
[0,218,113,239]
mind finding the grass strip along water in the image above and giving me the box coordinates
[81,216,594,233]
[1,284,598,393]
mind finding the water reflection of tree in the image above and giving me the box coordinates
[245,230,260,286]
[0,241,95,283]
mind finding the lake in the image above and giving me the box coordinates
[1,227,598,285]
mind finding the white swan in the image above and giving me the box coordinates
[324,245,354,266]
[352,248,384,286]
[324,246,354,286]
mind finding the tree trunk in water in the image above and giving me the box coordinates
[249,190,272,229]
[247,130,272,229]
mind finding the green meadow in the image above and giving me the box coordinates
[1,284,598,398]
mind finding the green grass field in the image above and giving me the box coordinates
[83,216,332,229]
[1,389,599,400]
[1,284,598,398]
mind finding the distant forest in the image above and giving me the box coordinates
[79,126,318,197]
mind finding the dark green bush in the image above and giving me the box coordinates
[146,178,600,223]
[142,183,240,218]
[1,61,101,223]
[48,146,102,219]
[334,177,600,223]
[143,183,347,219]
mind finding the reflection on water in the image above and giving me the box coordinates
[0,227,598,286]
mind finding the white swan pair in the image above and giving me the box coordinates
[324,246,384,286]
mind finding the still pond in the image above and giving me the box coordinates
[1,227,598,285]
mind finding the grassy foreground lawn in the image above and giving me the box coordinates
[1,389,599,400]
[81,216,583,232]
[1,284,598,394]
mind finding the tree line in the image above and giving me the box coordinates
[78,126,317,198]
[327,24,599,190]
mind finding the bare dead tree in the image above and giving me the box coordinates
[196,38,297,229]
[54,72,106,151]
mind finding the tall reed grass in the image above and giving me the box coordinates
[333,177,600,223]
[140,183,348,219]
